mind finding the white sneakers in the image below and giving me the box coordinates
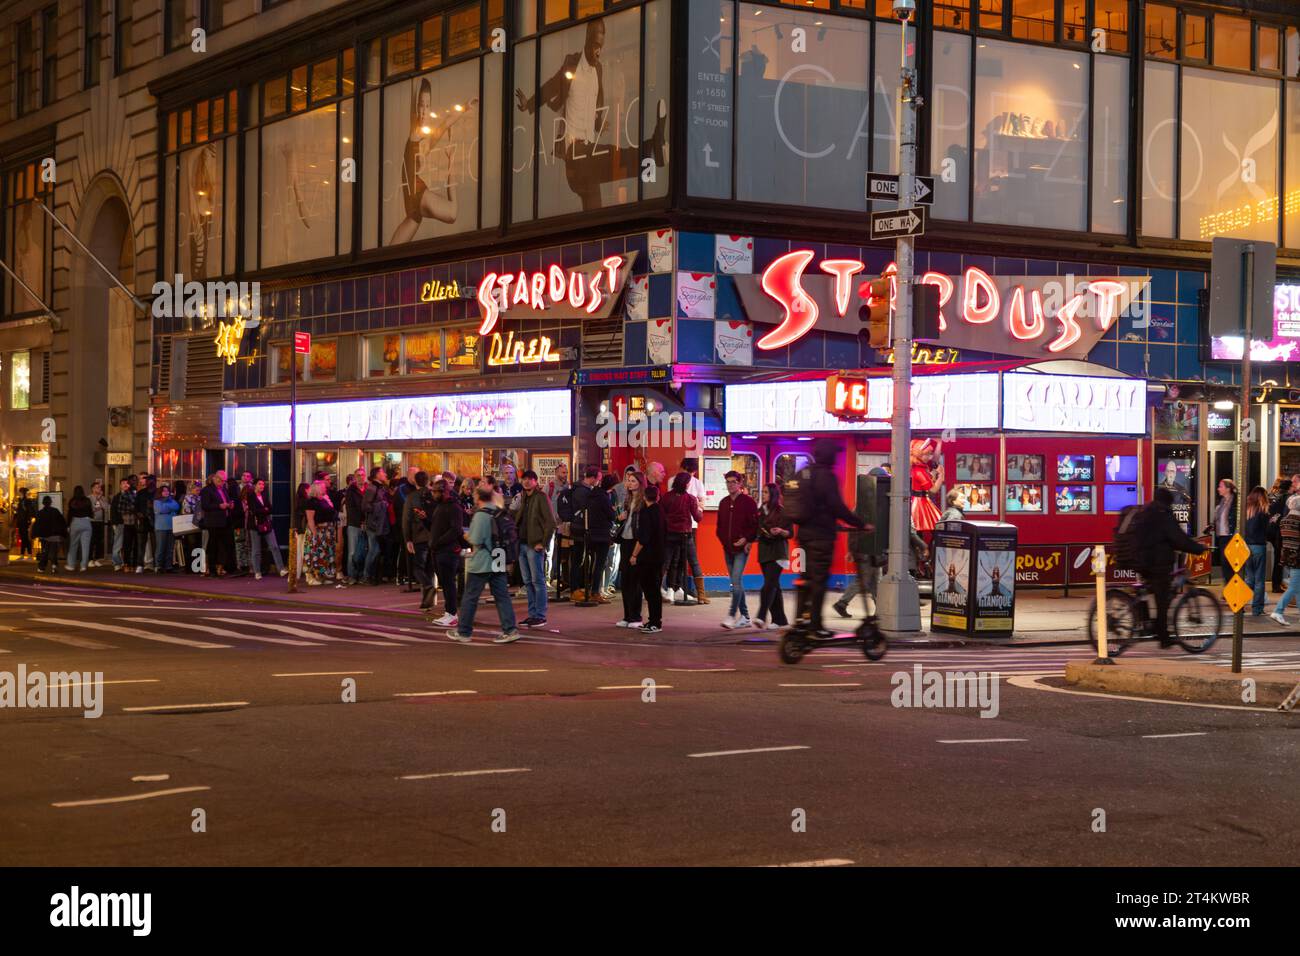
[673,588,685,604]
[432,613,458,628]
[720,615,752,629]
[617,619,643,628]
[661,587,673,602]
[1270,610,1288,626]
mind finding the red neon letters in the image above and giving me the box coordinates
[477,255,625,336]
[820,259,867,319]
[756,250,820,351]
[963,267,999,325]
[1007,286,1047,341]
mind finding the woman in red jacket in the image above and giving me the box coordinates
[662,471,703,605]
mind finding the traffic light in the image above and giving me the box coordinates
[859,276,892,349]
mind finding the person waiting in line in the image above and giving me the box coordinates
[586,474,617,604]
[662,472,703,605]
[1244,486,1270,617]
[134,474,157,573]
[88,479,109,567]
[547,463,572,601]
[247,478,287,580]
[754,482,793,630]
[344,467,370,586]
[200,470,236,577]
[1204,478,1238,585]
[111,477,138,572]
[63,485,94,573]
[615,471,646,627]
[628,484,667,634]
[428,478,465,628]
[446,487,520,645]
[403,470,436,608]
[303,480,338,586]
[1270,494,1300,625]
[361,468,392,586]
[14,488,36,561]
[679,459,709,603]
[717,470,760,629]
[517,469,556,629]
[291,482,310,583]
[940,489,967,523]
[32,495,67,573]
[1267,476,1289,594]
[151,483,180,574]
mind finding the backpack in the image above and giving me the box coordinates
[490,508,521,566]
[366,492,391,535]
[1112,504,1148,570]
[783,464,815,525]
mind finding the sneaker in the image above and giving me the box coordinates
[519,616,539,627]
[673,588,685,603]
[494,630,522,644]
[279,568,289,577]
[446,630,473,643]
[833,603,850,619]
[64,564,74,571]
[735,616,753,629]
[642,625,662,634]
[1271,611,1288,626]
[661,587,674,602]
[594,594,611,605]
[720,614,739,629]
[136,566,143,574]
[255,573,263,580]
[616,619,641,628]
[753,617,767,629]
[528,618,547,628]
[432,613,458,628]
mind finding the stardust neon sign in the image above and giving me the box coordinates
[487,331,561,366]
[476,256,625,336]
[747,251,1146,361]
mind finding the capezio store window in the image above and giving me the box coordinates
[163,91,240,282]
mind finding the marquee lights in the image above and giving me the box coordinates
[756,252,1133,355]
[214,317,246,365]
[475,256,625,336]
[420,279,462,303]
[487,331,561,366]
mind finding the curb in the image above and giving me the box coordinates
[1064,660,1300,708]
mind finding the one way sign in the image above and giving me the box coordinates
[866,172,935,205]
[870,206,928,241]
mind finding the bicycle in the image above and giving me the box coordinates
[1086,563,1222,656]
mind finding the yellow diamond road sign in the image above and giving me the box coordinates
[1224,534,1251,573]
[1223,574,1254,615]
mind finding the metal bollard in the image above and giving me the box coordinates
[1093,545,1113,665]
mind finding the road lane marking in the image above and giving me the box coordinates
[1142,732,1209,739]
[203,617,402,646]
[937,738,1028,744]
[131,774,170,782]
[52,679,159,689]
[1005,674,1278,712]
[779,683,862,688]
[200,609,362,616]
[393,690,478,697]
[667,667,736,673]
[120,618,323,647]
[765,859,855,867]
[598,684,675,690]
[122,701,249,713]
[53,785,211,807]
[274,671,374,678]
[307,621,427,644]
[26,631,116,650]
[474,669,548,673]
[688,746,809,758]
[30,617,230,649]
[399,768,531,780]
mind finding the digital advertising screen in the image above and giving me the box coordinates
[1006,455,1043,481]
[1209,283,1300,362]
[1104,484,1141,513]
[1103,455,1139,483]
[955,453,996,482]
[1004,484,1045,513]
[1057,455,1095,482]
[1055,485,1095,514]
[953,483,996,513]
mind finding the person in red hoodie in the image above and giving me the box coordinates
[662,471,703,604]
[716,470,759,627]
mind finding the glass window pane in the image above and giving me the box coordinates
[972,40,1088,230]
[1094,0,1128,54]
[511,39,537,222]
[641,0,671,202]
[1287,28,1299,79]
[735,5,872,211]
[516,0,538,37]
[420,16,443,69]
[448,5,481,56]
[1183,14,1207,62]
[311,56,338,102]
[212,96,225,133]
[1092,55,1128,234]
[577,0,606,16]
[1181,69,1279,243]
[686,0,732,200]
[1287,81,1300,248]
[310,340,338,382]
[195,100,210,142]
[1214,15,1251,71]
[10,352,30,410]
[404,331,440,373]
[931,31,970,220]
[178,143,224,280]
[259,106,340,267]
[446,328,479,367]
[934,1,970,31]
[167,112,178,151]
[1259,27,1280,73]
[367,334,402,376]
[1061,0,1085,45]
[979,0,1003,32]
[1142,61,1176,237]
[1011,0,1053,42]
[342,48,355,94]
[387,29,417,76]
[291,66,308,111]
[1145,4,1176,59]
[544,0,569,26]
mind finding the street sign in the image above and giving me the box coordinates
[1208,237,1276,342]
[1224,533,1251,573]
[866,172,935,205]
[870,206,928,241]
[1223,574,1253,615]
[294,331,312,355]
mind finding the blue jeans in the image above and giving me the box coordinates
[67,517,92,569]
[1247,544,1267,613]
[458,571,517,637]
[111,524,124,567]
[154,530,174,571]
[1277,567,1300,616]
[347,526,368,580]
[251,528,285,575]
[364,530,385,580]
[727,550,749,618]
[684,531,702,595]
[519,545,548,621]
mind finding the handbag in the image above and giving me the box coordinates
[172,513,198,536]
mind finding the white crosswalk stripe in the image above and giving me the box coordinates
[26,631,116,650]
[307,620,431,644]
[202,617,404,647]
[119,618,324,647]
[29,617,231,649]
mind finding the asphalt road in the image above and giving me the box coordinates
[1,581,1298,866]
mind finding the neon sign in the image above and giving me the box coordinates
[420,279,462,303]
[476,256,625,336]
[214,317,246,365]
[740,252,1148,361]
[1002,372,1146,435]
[487,331,562,366]
[885,344,961,366]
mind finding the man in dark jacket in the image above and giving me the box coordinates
[344,468,369,585]
[716,470,760,627]
[200,470,236,576]
[583,474,617,604]
[567,467,597,602]
[517,469,557,627]
[1139,486,1209,646]
[428,479,465,628]
[33,496,68,572]
[133,474,156,573]
[403,471,435,608]
[795,439,867,637]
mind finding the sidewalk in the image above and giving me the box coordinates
[5,561,1299,648]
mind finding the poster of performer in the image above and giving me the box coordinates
[178,142,222,280]
[515,7,669,218]
[975,539,1016,632]
[260,106,341,268]
[383,59,481,245]
[931,530,972,633]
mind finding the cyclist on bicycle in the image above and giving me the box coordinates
[795,439,869,638]
[1136,486,1209,647]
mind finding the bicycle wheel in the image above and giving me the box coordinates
[1087,588,1137,657]
[1172,588,1221,653]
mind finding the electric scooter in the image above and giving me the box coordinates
[779,547,887,664]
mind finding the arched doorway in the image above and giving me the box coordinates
[63,178,136,491]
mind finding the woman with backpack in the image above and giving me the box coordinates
[1271,495,1300,625]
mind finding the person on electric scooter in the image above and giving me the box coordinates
[795,438,869,638]
[1137,486,1208,647]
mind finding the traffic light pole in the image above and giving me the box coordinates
[877,10,922,633]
